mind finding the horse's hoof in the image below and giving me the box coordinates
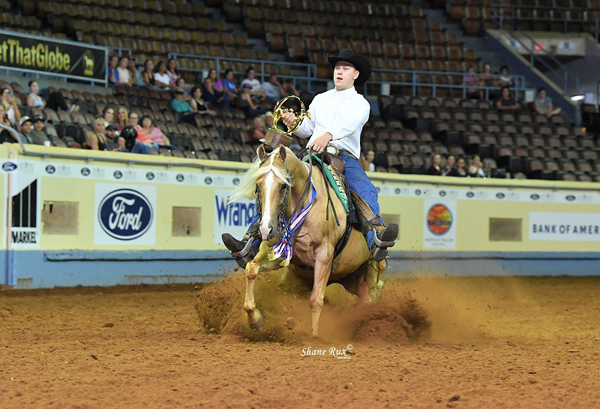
[249,313,264,331]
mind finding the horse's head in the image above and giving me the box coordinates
[255,145,293,241]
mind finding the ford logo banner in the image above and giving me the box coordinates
[98,189,153,240]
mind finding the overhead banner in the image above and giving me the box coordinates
[423,200,457,249]
[213,189,257,245]
[0,30,106,81]
[94,183,157,246]
[529,212,600,241]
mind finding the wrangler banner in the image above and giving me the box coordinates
[0,30,106,82]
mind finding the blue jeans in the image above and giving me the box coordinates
[246,154,380,247]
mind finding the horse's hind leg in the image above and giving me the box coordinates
[341,260,386,305]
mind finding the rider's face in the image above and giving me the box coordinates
[334,62,359,91]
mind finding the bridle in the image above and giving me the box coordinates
[256,147,314,240]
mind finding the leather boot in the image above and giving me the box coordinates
[222,233,257,269]
[370,223,399,262]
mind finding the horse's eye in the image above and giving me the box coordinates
[280,185,287,192]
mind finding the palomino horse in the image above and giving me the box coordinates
[229,145,386,336]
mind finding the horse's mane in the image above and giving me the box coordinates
[228,148,294,203]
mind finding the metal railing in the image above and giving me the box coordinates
[491,4,581,95]
[489,4,600,42]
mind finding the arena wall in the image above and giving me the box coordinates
[1,144,599,289]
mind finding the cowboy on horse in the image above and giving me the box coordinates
[223,49,399,268]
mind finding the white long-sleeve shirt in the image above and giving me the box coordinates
[293,86,370,159]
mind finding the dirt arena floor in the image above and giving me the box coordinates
[1,273,600,409]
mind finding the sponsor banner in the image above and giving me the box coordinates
[213,189,257,245]
[529,212,600,241]
[0,29,106,80]
[94,183,156,245]
[10,178,41,249]
[423,200,457,249]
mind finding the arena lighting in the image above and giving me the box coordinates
[571,95,585,101]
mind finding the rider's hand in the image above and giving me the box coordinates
[282,112,296,127]
[308,132,332,154]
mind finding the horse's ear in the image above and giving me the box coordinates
[279,146,287,162]
[257,144,267,161]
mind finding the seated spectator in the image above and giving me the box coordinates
[248,116,266,145]
[142,59,156,88]
[166,58,180,87]
[104,124,126,151]
[140,115,169,146]
[468,155,486,178]
[128,112,154,147]
[281,79,299,98]
[190,86,217,116]
[171,89,200,124]
[464,66,480,100]
[427,154,443,175]
[128,59,145,87]
[154,61,170,89]
[18,116,34,144]
[27,80,77,113]
[448,157,468,177]
[29,115,52,146]
[202,78,224,110]
[478,62,500,99]
[175,77,187,93]
[89,118,108,150]
[361,150,376,172]
[236,84,268,118]
[443,155,455,176]
[498,65,513,87]
[0,103,16,143]
[205,69,218,87]
[215,69,238,109]
[241,66,266,103]
[102,106,115,128]
[107,55,119,87]
[534,87,561,118]
[262,74,286,104]
[116,56,131,86]
[263,111,274,130]
[114,106,129,131]
[1,87,21,127]
[495,86,521,111]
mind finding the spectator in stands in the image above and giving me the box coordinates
[116,56,131,86]
[107,55,119,87]
[26,80,77,113]
[172,89,200,125]
[202,78,224,110]
[142,59,156,88]
[215,69,238,109]
[1,87,21,127]
[0,104,15,143]
[189,86,217,116]
[262,74,287,104]
[129,112,155,148]
[443,155,455,176]
[154,61,170,89]
[282,79,299,97]
[495,86,521,112]
[205,69,218,86]
[248,116,266,145]
[478,63,500,99]
[427,154,443,176]
[241,67,266,103]
[175,77,187,93]
[448,157,467,177]
[236,84,268,118]
[534,87,561,118]
[17,116,34,144]
[102,106,115,127]
[166,59,180,87]
[29,115,51,146]
[263,111,273,130]
[128,59,144,87]
[89,118,108,150]
[468,155,486,178]
[361,150,376,172]
[104,124,126,152]
[464,66,480,100]
[115,106,129,131]
[498,65,513,87]
[140,115,171,147]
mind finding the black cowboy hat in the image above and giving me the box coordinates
[328,48,371,85]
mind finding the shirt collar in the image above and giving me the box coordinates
[333,86,357,98]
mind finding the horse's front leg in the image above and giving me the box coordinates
[243,242,272,330]
[309,253,333,337]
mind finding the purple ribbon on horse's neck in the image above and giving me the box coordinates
[272,182,317,261]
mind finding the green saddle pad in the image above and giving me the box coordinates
[303,154,350,214]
